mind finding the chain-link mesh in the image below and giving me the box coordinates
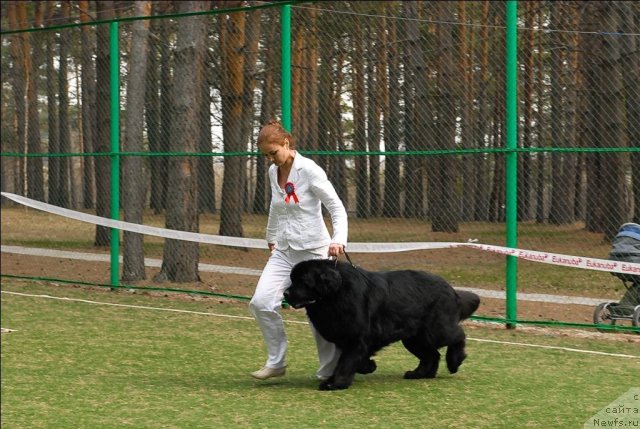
[1,1,639,330]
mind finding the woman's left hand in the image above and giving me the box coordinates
[328,243,345,257]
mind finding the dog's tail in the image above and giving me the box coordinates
[456,290,480,320]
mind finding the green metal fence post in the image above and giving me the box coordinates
[110,21,120,286]
[505,1,518,329]
[281,4,291,132]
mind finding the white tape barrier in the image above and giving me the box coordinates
[461,242,640,276]
[2,192,640,276]
[0,246,613,305]
[2,192,268,249]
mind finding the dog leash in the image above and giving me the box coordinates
[333,250,357,268]
[336,250,373,285]
[343,250,356,267]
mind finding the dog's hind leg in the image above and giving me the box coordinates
[356,357,377,375]
[355,345,379,375]
[402,337,440,379]
[445,328,467,374]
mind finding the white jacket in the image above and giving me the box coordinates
[266,152,348,250]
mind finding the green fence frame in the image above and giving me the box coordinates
[505,0,519,328]
[2,1,639,334]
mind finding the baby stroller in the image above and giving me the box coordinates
[593,222,640,332]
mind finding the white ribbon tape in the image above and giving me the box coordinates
[460,242,640,276]
[2,192,639,276]
[2,192,268,249]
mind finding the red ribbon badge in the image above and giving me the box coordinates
[284,182,299,204]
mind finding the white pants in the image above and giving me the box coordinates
[249,247,340,378]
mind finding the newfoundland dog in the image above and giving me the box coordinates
[283,259,480,391]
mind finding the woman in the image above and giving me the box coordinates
[249,120,348,381]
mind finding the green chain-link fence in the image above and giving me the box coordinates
[1,1,639,332]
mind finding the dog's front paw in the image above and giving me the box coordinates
[319,381,349,391]
[403,370,436,379]
[446,351,467,374]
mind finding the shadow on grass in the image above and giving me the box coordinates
[140,369,464,393]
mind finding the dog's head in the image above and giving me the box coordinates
[284,260,343,309]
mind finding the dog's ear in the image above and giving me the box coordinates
[316,266,342,295]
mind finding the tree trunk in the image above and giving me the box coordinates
[239,4,261,213]
[547,3,578,226]
[7,1,27,197]
[459,1,475,222]
[518,1,535,221]
[219,3,246,238]
[489,111,505,223]
[26,2,45,202]
[353,20,369,218]
[317,17,334,176]
[315,9,347,205]
[561,6,579,224]
[332,42,348,208]
[488,4,505,223]
[58,0,71,209]
[150,1,173,214]
[583,3,627,240]
[548,3,570,225]
[402,1,422,219]
[291,20,303,138]
[292,7,318,154]
[252,10,278,215]
[620,3,640,222]
[432,1,459,232]
[145,4,161,213]
[367,21,383,217]
[535,4,547,224]
[197,43,216,214]
[304,7,319,154]
[473,1,491,221]
[45,3,59,205]
[79,0,96,209]
[122,1,151,282]
[382,8,401,218]
[156,1,208,283]
[597,3,628,240]
[94,1,115,246]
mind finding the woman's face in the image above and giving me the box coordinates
[259,139,291,167]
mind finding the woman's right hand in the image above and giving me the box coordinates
[268,243,275,252]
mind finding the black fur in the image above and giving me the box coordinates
[284,260,480,391]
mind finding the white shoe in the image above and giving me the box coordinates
[250,366,286,380]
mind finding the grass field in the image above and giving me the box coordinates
[2,280,638,429]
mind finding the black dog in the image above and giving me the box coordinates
[283,260,480,391]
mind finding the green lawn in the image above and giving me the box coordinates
[2,281,638,429]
